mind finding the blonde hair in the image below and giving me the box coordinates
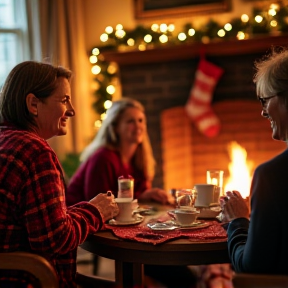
[80,97,156,181]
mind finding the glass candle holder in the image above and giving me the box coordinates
[206,170,224,201]
[118,175,134,200]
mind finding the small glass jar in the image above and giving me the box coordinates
[175,189,197,210]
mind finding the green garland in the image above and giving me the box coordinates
[90,4,288,116]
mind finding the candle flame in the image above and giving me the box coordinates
[211,178,218,185]
[224,141,253,198]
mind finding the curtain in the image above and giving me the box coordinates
[25,0,42,61]
[34,0,95,160]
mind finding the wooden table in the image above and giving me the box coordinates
[80,205,230,287]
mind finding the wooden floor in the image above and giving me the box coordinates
[76,247,115,280]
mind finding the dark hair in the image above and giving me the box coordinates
[0,61,72,130]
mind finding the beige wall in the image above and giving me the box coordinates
[83,0,136,51]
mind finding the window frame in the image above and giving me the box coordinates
[0,0,29,86]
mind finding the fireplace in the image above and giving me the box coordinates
[160,102,286,192]
[102,35,288,190]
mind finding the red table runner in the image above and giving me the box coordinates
[104,220,227,245]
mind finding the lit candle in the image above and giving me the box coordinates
[211,178,218,186]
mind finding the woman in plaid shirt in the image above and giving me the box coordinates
[0,61,118,287]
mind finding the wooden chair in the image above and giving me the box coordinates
[233,273,288,288]
[0,251,59,288]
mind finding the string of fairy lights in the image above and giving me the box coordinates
[89,3,288,129]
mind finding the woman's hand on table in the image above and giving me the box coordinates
[139,188,174,205]
[219,190,249,222]
[89,191,119,222]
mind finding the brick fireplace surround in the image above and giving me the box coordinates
[102,35,288,190]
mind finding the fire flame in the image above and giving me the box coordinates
[224,141,253,198]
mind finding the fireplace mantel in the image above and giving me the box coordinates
[102,34,288,65]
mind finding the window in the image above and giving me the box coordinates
[0,0,29,86]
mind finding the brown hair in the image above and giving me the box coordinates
[80,97,156,181]
[0,61,72,130]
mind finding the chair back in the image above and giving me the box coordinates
[233,273,288,288]
[0,252,59,288]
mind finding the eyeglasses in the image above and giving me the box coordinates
[257,95,277,107]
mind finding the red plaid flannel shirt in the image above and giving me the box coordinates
[0,126,103,287]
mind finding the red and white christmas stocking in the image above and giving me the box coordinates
[185,57,223,137]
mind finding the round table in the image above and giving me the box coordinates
[81,223,229,287]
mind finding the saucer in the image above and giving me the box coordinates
[134,205,156,215]
[197,206,221,219]
[168,209,199,217]
[108,214,144,226]
[147,220,209,231]
[173,220,210,230]
[147,222,177,231]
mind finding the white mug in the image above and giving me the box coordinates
[194,184,215,207]
[114,198,138,222]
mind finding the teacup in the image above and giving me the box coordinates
[194,184,215,207]
[114,198,138,222]
[173,209,200,226]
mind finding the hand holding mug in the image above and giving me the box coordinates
[89,191,119,222]
[219,190,249,222]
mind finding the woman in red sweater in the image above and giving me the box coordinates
[66,97,198,288]
[66,97,172,205]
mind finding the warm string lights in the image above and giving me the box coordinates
[90,3,288,128]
